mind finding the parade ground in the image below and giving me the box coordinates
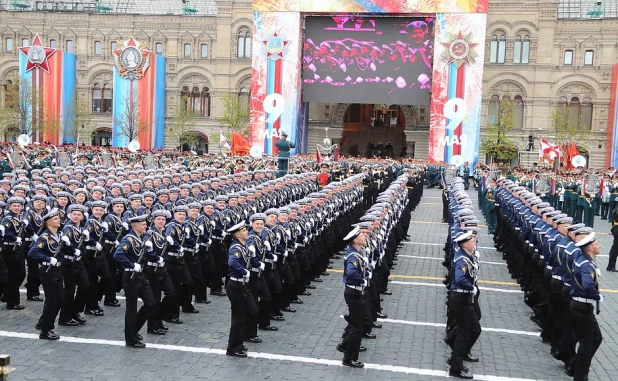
[1,187,616,381]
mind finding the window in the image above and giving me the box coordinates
[66,40,74,54]
[92,84,102,112]
[556,96,593,130]
[487,95,500,124]
[487,95,524,128]
[94,41,102,55]
[102,84,112,112]
[155,43,163,55]
[200,44,208,58]
[581,97,593,129]
[239,87,250,109]
[181,86,210,117]
[237,29,251,58]
[184,43,191,57]
[111,41,117,52]
[50,39,58,49]
[489,34,505,64]
[22,38,29,47]
[513,95,524,129]
[564,50,573,65]
[513,35,530,64]
[5,38,12,52]
[584,50,594,66]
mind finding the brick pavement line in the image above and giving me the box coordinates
[389,281,523,294]
[330,268,520,286]
[397,254,507,266]
[0,330,547,381]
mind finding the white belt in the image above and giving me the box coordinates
[264,258,274,263]
[125,268,136,272]
[540,255,544,259]
[25,238,33,242]
[564,282,571,287]
[250,268,260,272]
[230,277,246,282]
[200,243,210,247]
[297,243,305,247]
[167,252,183,257]
[105,240,116,245]
[86,246,98,251]
[287,249,294,253]
[64,255,81,262]
[572,297,594,304]
[184,248,197,253]
[453,289,471,294]
[212,236,223,240]
[43,262,61,267]
[546,265,553,270]
[551,275,562,281]
[4,242,17,246]
[346,284,362,291]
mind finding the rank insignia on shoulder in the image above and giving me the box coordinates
[352,260,357,266]
[235,253,240,258]
[123,244,129,250]
[591,271,595,279]
[461,265,467,273]
[37,242,44,248]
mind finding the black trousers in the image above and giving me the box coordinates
[571,300,602,381]
[195,247,215,301]
[165,258,193,319]
[60,260,90,322]
[248,272,271,333]
[122,271,155,345]
[341,287,365,361]
[145,265,176,330]
[449,294,482,373]
[226,279,258,352]
[277,260,295,309]
[3,247,25,307]
[37,265,64,332]
[83,251,111,311]
[181,254,200,312]
[210,240,228,292]
[102,243,119,303]
[264,267,282,318]
[0,253,8,300]
[607,228,618,270]
[25,248,42,298]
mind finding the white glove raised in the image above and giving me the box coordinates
[362,256,369,264]
[114,240,119,246]
[102,222,109,232]
[166,236,174,245]
[157,257,164,265]
[185,227,191,237]
[195,243,199,250]
[133,263,142,273]
[32,234,39,241]
[472,286,478,296]
[82,229,90,240]
[368,272,373,279]
[49,257,58,266]
[15,237,22,245]
[198,225,205,234]
[145,241,153,251]
[62,235,71,245]
[264,241,272,251]
[95,242,103,251]
[207,239,212,245]
[361,279,367,287]
[122,222,129,230]
[259,262,265,271]
[599,294,604,303]
[272,254,278,262]
[222,231,228,237]
[22,219,29,227]
[283,251,288,257]
[74,249,81,257]
[244,269,251,279]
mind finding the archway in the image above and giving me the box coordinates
[182,131,209,154]
[341,104,407,158]
[92,127,112,146]
[3,126,19,143]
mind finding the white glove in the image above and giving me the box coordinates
[185,227,191,237]
[95,242,103,251]
[264,241,272,251]
[49,257,58,266]
[102,222,109,232]
[0,225,4,236]
[179,247,185,254]
[133,263,142,272]
[370,261,376,270]
[157,257,164,265]
[114,240,119,246]
[599,294,604,303]
[259,262,265,271]
[303,237,308,244]
[283,252,288,257]
[294,243,299,249]
[361,279,367,287]
[122,222,129,230]
[368,272,373,279]
[15,237,22,245]
[83,230,90,240]
[472,286,478,296]
[32,234,39,241]
[74,249,81,257]
[166,236,174,245]
[22,219,29,227]
[596,268,602,278]
[272,254,278,262]
[244,269,250,279]
[62,235,71,245]
[195,244,199,250]
[207,239,212,245]
[145,241,153,251]
[210,220,216,227]
[365,247,370,254]
[222,231,228,237]
[198,225,204,234]
[474,250,481,260]
[362,256,369,264]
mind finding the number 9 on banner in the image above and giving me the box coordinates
[264,93,285,124]
[444,98,467,132]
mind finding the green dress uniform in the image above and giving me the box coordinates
[275,135,295,178]
[0,159,12,176]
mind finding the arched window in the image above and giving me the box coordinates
[92,84,102,112]
[239,87,250,110]
[49,39,58,49]
[180,86,190,111]
[557,96,593,130]
[489,33,506,64]
[102,84,112,112]
[498,35,506,64]
[514,35,530,64]
[188,87,210,117]
[568,97,580,126]
[581,97,593,129]
[487,95,500,124]
[237,29,252,58]
[94,41,102,55]
[513,95,524,129]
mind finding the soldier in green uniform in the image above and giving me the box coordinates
[609,176,618,224]
[275,131,295,178]
[0,152,12,177]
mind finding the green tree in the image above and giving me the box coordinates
[64,96,94,144]
[551,104,589,147]
[167,102,199,151]
[480,97,519,164]
[219,92,249,138]
[114,89,152,145]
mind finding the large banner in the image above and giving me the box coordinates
[251,0,487,163]
[18,35,76,145]
[607,64,618,167]
[112,38,166,150]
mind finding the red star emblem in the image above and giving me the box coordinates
[262,32,290,60]
[440,31,479,67]
[19,34,57,73]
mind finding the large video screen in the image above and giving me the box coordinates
[302,16,433,105]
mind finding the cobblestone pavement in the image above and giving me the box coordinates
[1,187,617,380]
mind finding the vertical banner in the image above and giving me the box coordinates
[250,11,302,155]
[19,35,76,145]
[112,38,165,150]
[607,64,618,167]
[429,13,487,165]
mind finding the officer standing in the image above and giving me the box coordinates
[2,197,27,310]
[28,209,64,340]
[275,131,295,178]
[570,231,603,381]
[225,220,258,358]
[113,214,156,348]
[448,230,481,380]
[339,225,368,368]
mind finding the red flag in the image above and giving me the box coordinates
[316,149,322,163]
[600,178,605,196]
[550,178,556,196]
[231,132,250,155]
[334,146,339,162]
[581,179,586,196]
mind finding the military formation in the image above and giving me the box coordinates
[0,143,427,364]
